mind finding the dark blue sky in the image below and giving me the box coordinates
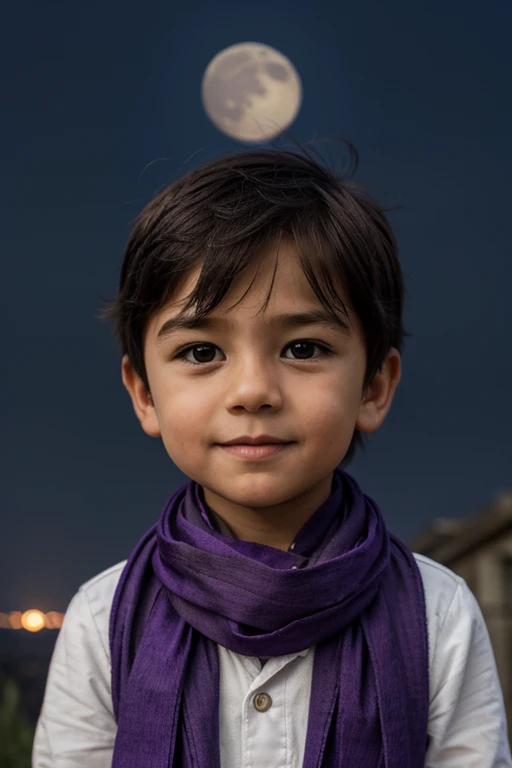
[3,0,511,612]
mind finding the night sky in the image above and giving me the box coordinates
[3,0,511,614]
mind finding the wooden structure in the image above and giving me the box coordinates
[409,489,512,732]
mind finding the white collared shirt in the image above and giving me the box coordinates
[32,553,512,767]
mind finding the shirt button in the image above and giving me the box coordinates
[253,692,272,712]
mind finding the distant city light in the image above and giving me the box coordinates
[44,610,64,629]
[0,610,65,631]
[22,610,46,632]
[9,611,22,630]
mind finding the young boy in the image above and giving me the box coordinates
[33,144,511,767]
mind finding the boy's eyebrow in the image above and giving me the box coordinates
[156,309,351,344]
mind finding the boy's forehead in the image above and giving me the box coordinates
[185,242,309,294]
[146,241,356,342]
[157,243,339,316]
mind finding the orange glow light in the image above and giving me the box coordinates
[21,610,46,632]
[45,611,64,629]
[9,611,22,630]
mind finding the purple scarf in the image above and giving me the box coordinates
[109,468,429,766]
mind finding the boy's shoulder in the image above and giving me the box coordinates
[412,551,464,589]
[412,552,465,620]
[75,560,128,631]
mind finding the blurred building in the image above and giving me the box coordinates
[408,488,512,733]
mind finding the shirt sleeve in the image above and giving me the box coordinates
[32,587,116,768]
[426,577,512,767]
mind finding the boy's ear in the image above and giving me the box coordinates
[121,355,161,438]
[355,348,401,434]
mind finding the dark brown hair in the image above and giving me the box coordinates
[99,138,410,466]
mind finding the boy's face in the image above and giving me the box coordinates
[122,241,400,517]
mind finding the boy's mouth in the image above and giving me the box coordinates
[217,442,295,460]
[219,434,293,446]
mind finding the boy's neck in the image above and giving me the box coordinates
[202,473,334,552]
[208,507,298,551]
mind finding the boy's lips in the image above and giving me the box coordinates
[218,442,294,459]
[218,434,293,446]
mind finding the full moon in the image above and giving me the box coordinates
[201,42,302,143]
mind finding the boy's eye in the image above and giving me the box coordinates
[173,340,333,366]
